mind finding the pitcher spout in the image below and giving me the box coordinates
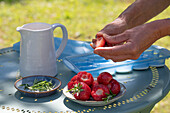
[16,27,23,32]
[16,26,29,32]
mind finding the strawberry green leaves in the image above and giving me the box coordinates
[67,83,84,94]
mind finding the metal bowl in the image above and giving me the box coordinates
[14,75,61,98]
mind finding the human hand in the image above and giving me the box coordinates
[94,23,160,62]
[96,18,128,37]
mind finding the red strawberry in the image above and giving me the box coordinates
[77,71,94,86]
[71,75,80,82]
[91,84,110,101]
[105,42,114,47]
[67,80,79,90]
[97,72,113,85]
[107,79,120,95]
[69,82,91,101]
[90,36,106,49]
[91,80,99,89]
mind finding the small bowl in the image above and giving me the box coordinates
[14,75,61,98]
[63,83,126,106]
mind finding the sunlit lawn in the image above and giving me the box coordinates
[0,0,169,112]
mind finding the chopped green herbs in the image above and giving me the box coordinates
[19,79,56,92]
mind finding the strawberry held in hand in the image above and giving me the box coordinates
[90,36,106,49]
[68,82,91,101]
[91,84,110,101]
[77,71,94,86]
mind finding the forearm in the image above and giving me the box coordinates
[118,0,170,29]
[149,19,170,40]
[142,19,170,43]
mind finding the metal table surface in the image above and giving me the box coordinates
[0,45,170,113]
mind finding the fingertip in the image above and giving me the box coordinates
[94,47,104,51]
[94,47,105,53]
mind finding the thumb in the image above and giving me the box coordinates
[103,33,129,44]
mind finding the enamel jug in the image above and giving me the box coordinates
[17,22,68,77]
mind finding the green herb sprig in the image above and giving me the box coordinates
[103,90,116,102]
[19,79,56,92]
[66,83,84,95]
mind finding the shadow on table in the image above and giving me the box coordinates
[14,90,62,103]
[63,97,124,112]
[63,97,96,111]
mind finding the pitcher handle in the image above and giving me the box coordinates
[52,23,68,59]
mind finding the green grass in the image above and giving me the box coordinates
[0,0,170,112]
[0,0,133,48]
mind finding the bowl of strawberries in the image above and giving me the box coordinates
[63,71,126,106]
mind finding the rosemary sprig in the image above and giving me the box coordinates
[103,90,116,102]
[19,79,56,92]
[67,83,84,96]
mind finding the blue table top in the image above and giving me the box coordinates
[13,38,170,76]
[0,38,170,113]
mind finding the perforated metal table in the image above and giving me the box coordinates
[0,40,170,113]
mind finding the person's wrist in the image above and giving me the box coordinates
[148,19,170,40]
[117,7,139,30]
[157,19,170,38]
